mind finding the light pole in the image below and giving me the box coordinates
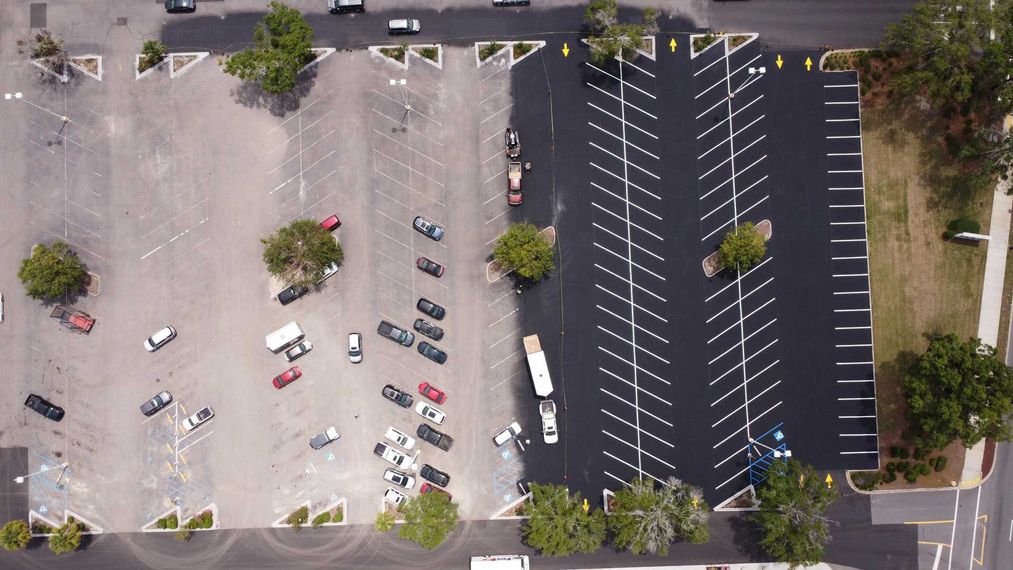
[14,462,69,486]
[728,66,766,100]
[389,78,410,127]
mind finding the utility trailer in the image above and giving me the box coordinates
[49,305,95,334]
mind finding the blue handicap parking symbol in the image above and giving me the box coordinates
[39,505,47,514]
[327,453,335,462]
[501,450,512,460]
[773,430,784,442]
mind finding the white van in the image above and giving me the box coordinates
[266,321,304,352]
[470,555,529,570]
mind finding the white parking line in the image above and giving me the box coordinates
[707,298,775,345]
[708,318,777,366]
[480,103,514,125]
[601,409,674,447]
[375,229,413,251]
[838,378,874,383]
[488,308,519,328]
[597,325,671,364]
[711,380,782,429]
[834,308,870,313]
[484,167,508,184]
[836,343,872,348]
[372,89,443,126]
[592,204,664,241]
[588,102,659,140]
[487,289,515,307]
[602,430,678,470]
[833,272,869,278]
[834,290,869,295]
[590,141,661,179]
[373,187,411,210]
[602,450,672,488]
[593,222,665,261]
[831,238,867,243]
[598,346,671,385]
[712,359,777,405]
[831,221,866,226]
[712,400,782,451]
[836,325,871,330]
[140,218,208,260]
[699,135,767,181]
[705,257,773,302]
[377,269,413,292]
[837,362,874,366]
[591,162,661,200]
[599,367,672,405]
[372,129,444,167]
[374,148,445,187]
[621,58,655,77]
[596,304,668,343]
[595,263,667,303]
[489,328,521,349]
[707,277,773,323]
[589,122,660,160]
[269,151,336,195]
[701,175,768,222]
[585,81,658,120]
[601,387,674,424]
[594,242,666,281]
[696,92,765,141]
[584,61,657,99]
[591,182,663,221]
[270,130,335,174]
[490,350,522,370]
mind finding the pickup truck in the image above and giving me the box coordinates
[377,320,415,347]
[507,161,523,206]
[49,305,95,334]
[24,394,65,422]
[374,442,413,468]
[417,424,454,451]
[540,400,559,444]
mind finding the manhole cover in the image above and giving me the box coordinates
[116,17,127,26]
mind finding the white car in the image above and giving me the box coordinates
[384,487,408,507]
[384,469,416,490]
[144,325,177,352]
[415,402,446,425]
[493,421,522,446]
[284,340,313,362]
[182,406,214,432]
[385,426,416,450]
[374,442,413,469]
[317,261,339,284]
[348,332,363,363]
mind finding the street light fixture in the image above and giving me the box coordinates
[14,462,69,485]
[728,66,766,100]
[389,78,410,128]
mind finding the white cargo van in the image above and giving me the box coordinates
[470,555,529,570]
[266,321,304,352]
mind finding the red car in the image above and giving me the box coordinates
[420,483,452,499]
[418,382,447,404]
[320,214,341,231]
[273,366,302,389]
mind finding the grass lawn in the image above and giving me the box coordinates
[863,107,994,487]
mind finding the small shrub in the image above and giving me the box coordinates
[889,446,902,458]
[311,512,331,528]
[415,47,438,61]
[139,40,167,73]
[288,506,309,532]
[851,470,882,490]
[895,461,910,473]
[898,447,909,459]
[729,35,747,49]
[885,462,897,474]
[480,41,504,61]
[174,528,192,542]
[196,510,213,529]
[512,42,533,60]
[883,471,897,483]
[928,457,937,468]
[334,508,343,523]
[693,33,717,52]
[934,456,948,472]
[917,462,932,476]
[904,471,919,483]
[156,518,167,529]
[946,218,981,234]
[913,447,928,461]
[375,511,395,533]
[30,30,64,60]
[379,44,407,63]
[871,70,882,82]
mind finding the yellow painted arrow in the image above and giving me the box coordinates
[670,38,677,52]
[805,56,813,71]
[582,498,589,514]
[825,474,834,489]
[776,54,783,69]
[562,43,570,58]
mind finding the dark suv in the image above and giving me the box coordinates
[24,394,65,422]
[416,298,446,320]
[382,384,413,408]
[278,285,309,306]
[417,424,454,451]
[413,318,444,341]
[420,464,450,486]
[417,342,448,364]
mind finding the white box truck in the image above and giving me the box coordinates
[470,555,529,570]
[266,321,304,352]
[523,334,553,397]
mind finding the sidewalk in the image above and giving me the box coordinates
[965,117,1013,486]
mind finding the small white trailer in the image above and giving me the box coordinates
[266,321,304,352]
[523,334,553,397]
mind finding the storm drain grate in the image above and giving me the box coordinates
[116,17,128,26]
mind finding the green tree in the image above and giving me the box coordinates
[522,483,606,556]
[493,222,555,282]
[0,520,31,552]
[287,506,309,532]
[903,334,1013,450]
[18,241,88,301]
[139,40,167,72]
[718,222,766,271]
[398,492,459,549]
[751,460,838,570]
[608,477,709,556]
[48,518,82,555]
[586,7,658,66]
[374,511,395,532]
[584,0,618,35]
[223,1,314,94]
[262,219,343,288]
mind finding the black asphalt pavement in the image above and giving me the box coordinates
[0,448,30,526]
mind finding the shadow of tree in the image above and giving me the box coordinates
[229,67,317,118]
[727,513,767,562]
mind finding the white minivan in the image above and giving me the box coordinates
[348,332,363,363]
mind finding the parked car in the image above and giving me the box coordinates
[165,0,197,13]
[182,406,214,431]
[140,391,173,416]
[412,216,444,240]
[384,487,408,507]
[418,382,447,404]
[493,421,522,446]
[320,214,341,231]
[273,366,302,389]
[413,318,444,341]
[416,257,444,277]
[385,426,416,450]
[284,340,313,362]
[417,424,454,451]
[317,262,339,283]
[388,18,421,34]
[416,298,446,320]
[374,442,413,468]
[329,0,364,14]
[278,285,309,306]
[348,332,363,363]
[382,384,413,408]
[384,468,416,489]
[417,342,448,364]
[24,394,64,422]
[504,127,521,158]
[419,464,450,487]
[377,320,415,347]
[419,483,452,499]
[415,402,446,425]
[310,426,341,450]
[493,0,530,6]
[144,325,177,352]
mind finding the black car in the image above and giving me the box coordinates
[382,384,413,408]
[140,391,173,416]
[165,0,197,13]
[416,298,446,320]
[413,318,444,341]
[417,424,454,451]
[24,394,64,422]
[412,216,444,241]
[417,342,447,364]
[416,257,444,277]
[420,464,450,487]
[278,285,309,306]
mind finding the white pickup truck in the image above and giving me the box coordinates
[540,400,558,444]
